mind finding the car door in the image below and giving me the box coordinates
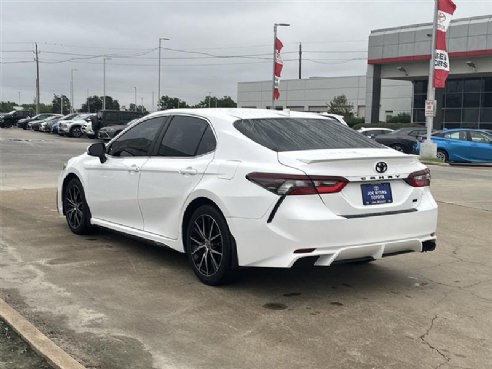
[84,116,166,229]
[467,131,492,161]
[138,115,217,239]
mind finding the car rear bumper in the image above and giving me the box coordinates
[227,192,438,268]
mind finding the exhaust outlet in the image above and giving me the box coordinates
[422,240,436,252]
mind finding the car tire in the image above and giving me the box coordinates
[390,144,406,153]
[70,126,83,138]
[63,178,94,235]
[185,205,238,286]
[436,149,448,162]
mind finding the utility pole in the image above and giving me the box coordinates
[35,42,40,114]
[70,68,77,113]
[60,96,63,114]
[103,57,111,110]
[298,42,302,79]
[134,87,137,111]
[18,91,21,105]
[420,0,439,159]
[152,91,155,112]
[158,37,170,110]
[208,92,211,108]
[141,97,144,112]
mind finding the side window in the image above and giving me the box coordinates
[444,131,460,139]
[469,131,491,143]
[107,117,163,157]
[196,126,217,155]
[158,116,211,157]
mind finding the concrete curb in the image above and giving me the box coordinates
[0,298,87,369]
[420,160,449,167]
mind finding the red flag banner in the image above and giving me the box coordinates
[273,37,283,100]
[433,0,456,88]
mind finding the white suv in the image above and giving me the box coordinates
[58,114,95,137]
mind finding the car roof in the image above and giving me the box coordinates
[147,108,332,123]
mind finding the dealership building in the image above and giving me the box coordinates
[237,15,492,130]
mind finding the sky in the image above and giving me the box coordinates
[1,0,491,110]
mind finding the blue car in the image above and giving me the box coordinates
[418,129,492,163]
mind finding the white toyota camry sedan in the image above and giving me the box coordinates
[57,109,438,285]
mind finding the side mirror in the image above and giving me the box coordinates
[87,142,107,163]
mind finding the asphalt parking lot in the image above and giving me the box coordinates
[1,128,491,369]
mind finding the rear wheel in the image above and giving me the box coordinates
[185,205,237,285]
[70,126,83,138]
[436,149,448,162]
[63,178,94,235]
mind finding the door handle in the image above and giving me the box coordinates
[179,167,197,176]
[128,164,140,173]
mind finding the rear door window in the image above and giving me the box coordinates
[233,118,383,152]
[158,115,211,157]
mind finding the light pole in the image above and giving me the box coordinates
[70,68,78,113]
[134,87,137,111]
[141,97,144,112]
[158,37,170,110]
[18,91,21,105]
[208,91,212,108]
[272,23,290,110]
[60,95,63,114]
[103,57,111,110]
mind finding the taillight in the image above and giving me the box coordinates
[405,168,431,187]
[246,172,347,195]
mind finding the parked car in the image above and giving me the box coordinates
[358,127,394,139]
[31,114,63,131]
[18,113,59,130]
[420,129,492,163]
[0,109,33,128]
[58,108,437,285]
[58,114,95,137]
[39,116,64,132]
[97,119,139,140]
[91,110,145,137]
[375,127,428,153]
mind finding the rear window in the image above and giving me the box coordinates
[233,118,383,152]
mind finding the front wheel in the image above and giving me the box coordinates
[70,126,83,138]
[390,144,406,153]
[63,178,94,235]
[185,205,237,285]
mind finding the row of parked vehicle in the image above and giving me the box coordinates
[0,109,145,140]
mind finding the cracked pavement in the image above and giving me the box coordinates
[1,129,491,369]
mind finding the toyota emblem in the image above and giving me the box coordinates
[375,162,388,173]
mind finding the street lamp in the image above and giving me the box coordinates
[70,68,78,113]
[158,37,170,110]
[103,57,111,110]
[134,87,137,111]
[272,23,290,109]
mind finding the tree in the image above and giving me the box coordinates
[327,95,354,118]
[386,112,411,123]
[129,103,149,114]
[158,95,189,110]
[194,95,237,108]
[80,95,120,112]
[51,94,71,115]
[0,101,17,112]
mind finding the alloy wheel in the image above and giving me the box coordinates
[189,214,223,277]
[436,150,447,162]
[65,184,84,229]
[71,127,82,138]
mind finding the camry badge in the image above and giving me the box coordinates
[375,162,388,173]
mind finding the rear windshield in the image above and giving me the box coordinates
[234,118,383,152]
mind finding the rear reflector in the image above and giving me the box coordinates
[405,168,431,187]
[294,248,316,254]
[246,172,347,196]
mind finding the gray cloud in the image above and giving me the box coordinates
[1,0,491,109]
